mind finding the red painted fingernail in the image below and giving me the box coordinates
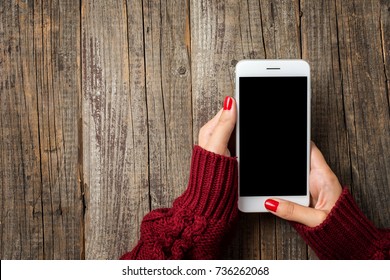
[265,199,279,212]
[223,96,233,110]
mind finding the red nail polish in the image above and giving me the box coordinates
[223,96,233,110]
[265,199,279,212]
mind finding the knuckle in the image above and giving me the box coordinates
[218,115,232,126]
[281,202,295,220]
[318,211,328,224]
[216,117,234,133]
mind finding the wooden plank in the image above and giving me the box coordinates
[300,0,351,259]
[259,214,277,259]
[82,0,149,259]
[120,0,150,257]
[336,0,390,228]
[0,0,83,259]
[301,0,351,183]
[260,0,302,59]
[143,0,193,209]
[382,0,390,94]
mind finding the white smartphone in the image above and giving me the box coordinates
[235,59,311,212]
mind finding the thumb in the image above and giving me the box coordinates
[204,96,237,156]
[264,199,327,227]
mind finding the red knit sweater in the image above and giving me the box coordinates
[292,187,390,259]
[120,145,238,259]
[120,145,390,260]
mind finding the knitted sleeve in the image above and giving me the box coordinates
[292,187,390,259]
[119,145,238,260]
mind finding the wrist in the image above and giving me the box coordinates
[292,187,383,259]
[173,145,238,222]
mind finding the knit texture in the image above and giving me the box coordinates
[120,145,238,260]
[292,187,390,259]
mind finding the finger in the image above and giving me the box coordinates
[204,96,237,156]
[264,198,327,227]
[198,108,223,147]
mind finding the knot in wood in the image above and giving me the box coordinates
[177,66,187,75]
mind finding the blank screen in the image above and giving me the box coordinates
[239,76,308,196]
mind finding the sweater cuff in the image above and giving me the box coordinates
[173,145,238,222]
[292,187,384,259]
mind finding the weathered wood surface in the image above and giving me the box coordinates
[1,0,389,260]
[0,0,83,259]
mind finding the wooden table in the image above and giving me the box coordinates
[1,0,389,260]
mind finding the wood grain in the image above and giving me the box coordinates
[382,0,390,95]
[300,0,351,259]
[336,0,390,228]
[143,0,193,210]
[1,0,389,260]
[81,0,149,259]
[0,0,83,259]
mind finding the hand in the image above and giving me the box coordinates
[265,141,343,227]
[198,96,236,157]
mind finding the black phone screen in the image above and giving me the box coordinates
[239,76,308,196]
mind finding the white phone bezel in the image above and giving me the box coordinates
[235,59,311,213]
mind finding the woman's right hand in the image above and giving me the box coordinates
[264,141,343,227]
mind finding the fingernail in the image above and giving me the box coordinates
[265,199,279,212]
[223,96,233,110]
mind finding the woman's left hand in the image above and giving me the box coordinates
[198,96,237,156]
